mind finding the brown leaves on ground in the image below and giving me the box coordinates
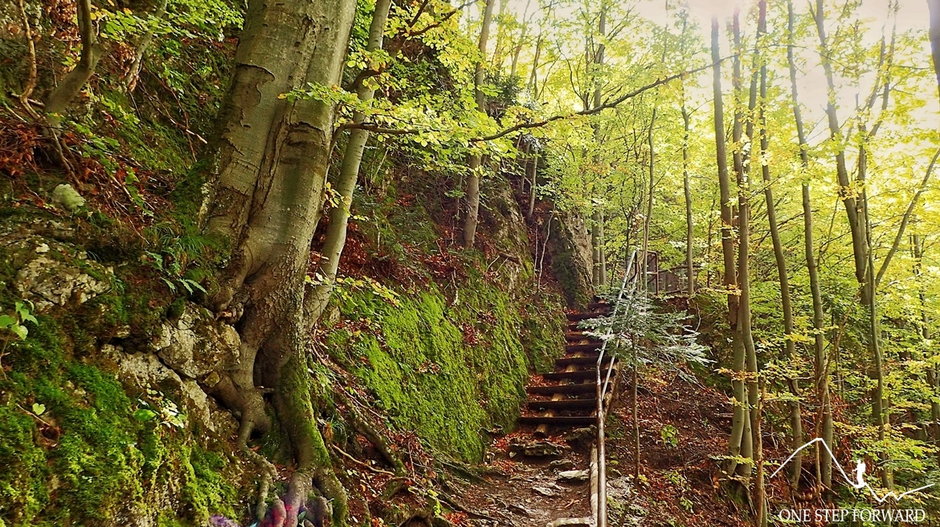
[610,370,749,527]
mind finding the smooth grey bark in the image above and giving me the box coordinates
[787,0,831,491]
[200,1,357,524]
[45,0,103,125]
[305,0,393,327]
[463,0,497,247]
[731,11,759,503]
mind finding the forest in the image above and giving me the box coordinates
[0,0,938,526]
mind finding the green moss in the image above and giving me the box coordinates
[0,310,240,526]
[331,268,562,462]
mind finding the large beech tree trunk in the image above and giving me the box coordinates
[200,1,357,524]
[463,0,496,247]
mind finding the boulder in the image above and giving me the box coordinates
[151,303,240,379]
[13,243,111,312]
[117,351,235,434]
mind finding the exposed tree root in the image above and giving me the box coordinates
[333,388,406,475]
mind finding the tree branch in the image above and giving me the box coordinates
[874,148,940,287]
[472,58,729,142]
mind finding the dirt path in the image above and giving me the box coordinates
[448,431,593,527]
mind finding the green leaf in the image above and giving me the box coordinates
[134,408,158,422]
[31,403,46,416]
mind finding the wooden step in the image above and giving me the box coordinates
[518,415,596,426]
[556,355,604,367]
[566,343,601,353]
[527,398,598,411]
[543,369,609,382]
[527,383,596,395]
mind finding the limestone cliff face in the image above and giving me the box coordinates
[547,212,595,307]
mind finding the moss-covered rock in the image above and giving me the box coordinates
[328,273,562,462]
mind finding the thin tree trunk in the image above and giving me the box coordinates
[590,4,608,288]
[912,233,940,454]
[528,34,543,95]
[305,0,393,327]
[527,148,538,217]
[509,0,532,78]
[45,0,103,125]
[123,0,168,92]
[789,3,832,485]
[640,107,655,298]
[681,100,694,296]
[463,0,497,247]
[754,0,802,490]
[812,0,869,300]
[731,10,759,503]
[712,18,750,487]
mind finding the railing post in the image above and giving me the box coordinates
[594,250,637,527]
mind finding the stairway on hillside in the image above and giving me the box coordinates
[518,301,616,436]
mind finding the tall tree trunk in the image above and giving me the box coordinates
[731,11,761,512]
[681,99,694,296]
[590,3,608,288]
[912,233,940,453]
[812,0,869,300]
[45,0,103,125]
[305,0,393,326]
[463,0,497,247]
[712,18,750,487]
[509,0,532,79]
[528,33,543,95]
[789,1,832,490]
[640,107,655,297]
[754,0,802,490]
[527,147,538,217]
[200,1,357,524]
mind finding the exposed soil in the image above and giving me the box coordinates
[451,430,593,527]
